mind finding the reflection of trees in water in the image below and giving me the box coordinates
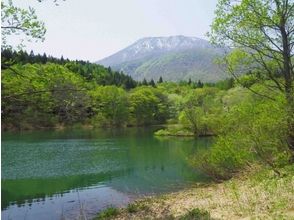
[2,129,212,210]
[1,171,123,210]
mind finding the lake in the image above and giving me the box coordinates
[2,127,212,220]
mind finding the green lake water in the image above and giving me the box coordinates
[2,127,212,220]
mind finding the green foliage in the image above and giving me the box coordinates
[158,76,163,84]
[179,107,204,136]
[129,86,169,125]
[1,0,46,49]
[2,48,137,89]
[2,63,90,129]
[126,203,139,213]
[95,207,119,220]
[192,137,253,180]
[179,208,211,220]
[89,86,129,127]
[1,55,170,130]
[2,50,292,183]
[154,126,194,137]
[210,0,294,156]
[178,87,224,136]
[191,87,291,180]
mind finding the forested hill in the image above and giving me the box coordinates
[1,49,137,89]
[97,36,227,82]
[1,48,234,131]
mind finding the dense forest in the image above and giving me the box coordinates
[1,49,230,130]
[1,49,138,89]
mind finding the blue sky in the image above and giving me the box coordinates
[9,0,218,61]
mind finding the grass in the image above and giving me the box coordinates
[95,207,119,220]
[126,204,138,213]
[99,165,294,219]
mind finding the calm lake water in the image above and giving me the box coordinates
[2,127,212,220]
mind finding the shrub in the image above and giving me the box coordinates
[95,207,119,220]
[191,136,253,181]
[127,203,138,213]
[154,126,194,137]
[190,89,291,180]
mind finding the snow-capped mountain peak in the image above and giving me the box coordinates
[97,36,212,66]
[96,35,226,83]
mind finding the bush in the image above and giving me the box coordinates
[127,203,138,213]
[154,126,194,137]
[190,89,291,180]
[191,136,253,180]
[95,207,119,220]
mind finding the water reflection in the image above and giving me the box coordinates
[2,128,212,219]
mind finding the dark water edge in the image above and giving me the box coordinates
[2,127,212,220]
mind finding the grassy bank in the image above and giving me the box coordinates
[154,124,215,137]
[96,165,294,220]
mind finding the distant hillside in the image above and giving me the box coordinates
[97,35,227,82]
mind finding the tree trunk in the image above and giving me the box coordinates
[285,91,294,160]
[282,30,294,155]
[280,11,294,158]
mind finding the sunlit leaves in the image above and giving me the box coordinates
[1,0,46,49]
[210,0,294,101]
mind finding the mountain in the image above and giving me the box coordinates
[96,35,227,82]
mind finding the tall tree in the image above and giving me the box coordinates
[197,80,204,88]
[149,79,156,87]
[188,78,192,85]
[210,0,294,156]
[142,78,148,86]
[158,76,163,84]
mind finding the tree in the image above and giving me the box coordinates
[1,63,90,129]
[90,86,129,126]
[179,87,222,136]
[149,79,156,87]
[41,53,48,64]
[158,76,163,84]
[29,50,35,63]
[129,87,169,125]
[188,78,192,85]
[60,55,65,64]
[210,0,294,156]
[142,78,148,86]
[1,0,46,49]
[197,80,204,88]
[179,106,204,136]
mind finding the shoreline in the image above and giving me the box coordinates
[1,124,167,132]
[96,165,294,220]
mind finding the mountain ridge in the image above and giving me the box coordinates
[96,36,227,82]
